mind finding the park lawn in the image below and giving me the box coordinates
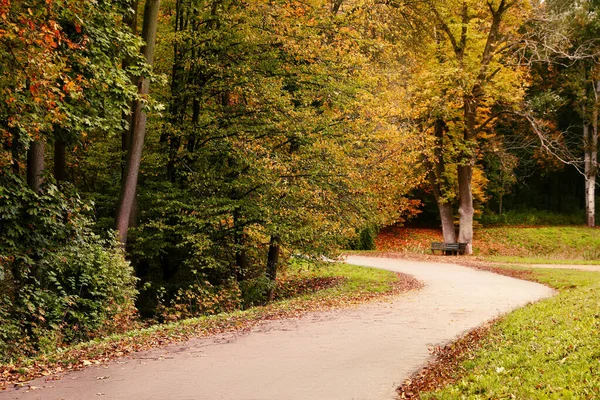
[422,266,600,399]
[377,225,600,263]
[483,256,600,265]
[1,261,417,388]
[474,226,600,260]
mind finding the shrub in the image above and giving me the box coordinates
[349,226,378,251]
[239,276,275,308]
[156,280,242,322]
[0,174,137,361]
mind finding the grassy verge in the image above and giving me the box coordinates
[0,262,421,389]
[483,256,600,265]
[475,226,600,260]
[377,225,600,263]
[407,265,600,399]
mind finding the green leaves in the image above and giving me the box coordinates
[0,173,137,362]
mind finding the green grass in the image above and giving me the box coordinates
[484,256,600,265]
[1,262,405,387]
[423,266,600,399]
[475,226,600,260]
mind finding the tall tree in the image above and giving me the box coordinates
[116,0,161,244]
[520,0,600,227]
[382,0,528,253]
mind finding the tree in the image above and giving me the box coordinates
[519,0,600,227]
[120,0,423,315]
[0,0,141,185]
[116,0,161,244]
[381,0,528,253]
[0,0,142,358]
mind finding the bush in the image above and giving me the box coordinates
[0,174,137,361]
[155,279,242,322]
[349,226,378,251]
[239,276,275,308]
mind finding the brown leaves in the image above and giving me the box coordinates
[397,320,496,399]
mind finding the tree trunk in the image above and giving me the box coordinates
[53,138,66,182]
[585,83,600,227]
[427,119,457,242]
[428,171,456,242]
[115,0,160,244]
[121,0,138,179]
[27,140,45,192]
[266,236,280,281]
[266,235,280,300]
[457,164,474,252]
[458,97,477,254]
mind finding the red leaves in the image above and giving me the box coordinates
[376,227,443,252]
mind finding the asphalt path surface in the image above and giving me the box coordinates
[3,256,555,400]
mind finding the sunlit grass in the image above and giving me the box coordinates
[423,266,600,399]
[475,226,600,260]
[484,256,600,265]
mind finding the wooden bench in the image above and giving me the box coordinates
[431,242,467,255]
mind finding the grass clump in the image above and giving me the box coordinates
[422,266,600,399]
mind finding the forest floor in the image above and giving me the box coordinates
[2,256,552,400]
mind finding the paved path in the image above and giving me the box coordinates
[3,256,555,400]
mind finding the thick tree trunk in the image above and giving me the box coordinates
[115,0,160,244]
[427,119,456,242]
[27,140,45,192]
[428,171,456,242]
[457,164,474,252]
[438,202,456,243]
[53,138,66,182]
[458,97,477,254]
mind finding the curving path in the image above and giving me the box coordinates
[3,256,555,400]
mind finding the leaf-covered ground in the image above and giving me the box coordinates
[0,262,422,390]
